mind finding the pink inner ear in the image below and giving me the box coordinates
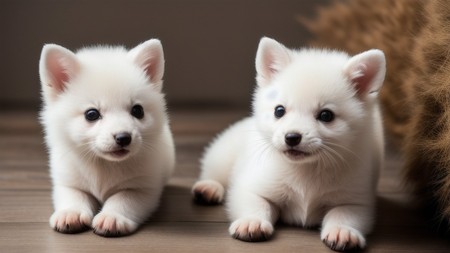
[267,50,289,76]
[136,49,163,84]
[47,58,70,91]
[352,63,377,95]
[143,57,157,80]
[268,62,279,76]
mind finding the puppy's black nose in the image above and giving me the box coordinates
[115,132,132,147]
[285,133,302,147]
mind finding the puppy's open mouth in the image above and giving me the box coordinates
[283,149,310,160]
[108,149,130,158]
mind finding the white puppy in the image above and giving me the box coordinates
[39,39,175,237]
[192,37,385,251]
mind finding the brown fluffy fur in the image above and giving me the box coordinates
[304,0,450,229]
[303,0,426,143]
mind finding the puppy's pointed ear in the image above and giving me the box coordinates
[255,37,291,86]
[344,49,386,98]
[39,44,80,101]
[128,39,165,91]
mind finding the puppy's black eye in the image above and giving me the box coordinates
[131,104,144,119]
[85,108,101,122]
[274,105,286,119]
[318,109,334,123]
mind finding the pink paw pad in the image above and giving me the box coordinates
[322,226,365,252]
[50,210,92,234]
[229,218,274,242]
[192,180,225,205]
[92,212,138,237]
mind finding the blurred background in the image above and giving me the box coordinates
[0,0,329,111]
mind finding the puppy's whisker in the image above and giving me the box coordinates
[248,135,276,165]
[323,141,361,160]
[322,141,363,168]
[321,145,353,172]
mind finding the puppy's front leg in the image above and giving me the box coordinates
[92,188,160,237]
[50,185,98,233]
[228,189,278,242]
[321,204,374,251]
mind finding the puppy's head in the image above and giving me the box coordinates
[39,39,166,162]
[253,37,385,164]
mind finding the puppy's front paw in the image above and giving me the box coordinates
[229,218,274,242]
[50,209,93,233]
[192,179,225,205]
[321,226,366,251]
[92,211,138,237]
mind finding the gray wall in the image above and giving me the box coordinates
[1,0,328,110]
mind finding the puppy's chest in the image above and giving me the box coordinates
[274,177,332,227]
[75,162,143,202]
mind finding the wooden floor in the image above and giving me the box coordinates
[0,108,449,253]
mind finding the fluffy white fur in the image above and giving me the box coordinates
[39,39,175,237]
[192,37,385,251]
